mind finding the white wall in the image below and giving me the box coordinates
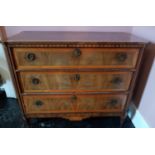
[132,26,155,42]
[132,26,155,127]
[137,60,155,127]
[0,44,16,98]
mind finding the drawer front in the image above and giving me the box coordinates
[23,94,127,114]
[13,48,139,69]
[19,71,132,93]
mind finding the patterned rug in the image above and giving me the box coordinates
[0,98,134,128]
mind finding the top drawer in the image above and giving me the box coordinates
[13,48,139,69]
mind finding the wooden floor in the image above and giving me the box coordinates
[0,98,134,128]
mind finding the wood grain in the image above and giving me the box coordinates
[13,48,139,69]
[19,71,133,93]
[23,94,127,114]
[7,31,147,43]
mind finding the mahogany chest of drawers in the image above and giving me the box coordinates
[5,31,146,125]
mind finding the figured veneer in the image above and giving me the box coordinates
[13,48,139,69]
[23,94,127,114]
[19,71,132,93]
[5,31,146,125]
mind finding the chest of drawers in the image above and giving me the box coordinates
[5,31,146,125]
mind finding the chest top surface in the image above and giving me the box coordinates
[7,31,147,43]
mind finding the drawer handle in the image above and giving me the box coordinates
[25,53,36,61]
[35,100,44,107]
[74,74,80,81]
[111,77,123,85]
[116,53,127,62]
[109,99,118,105]
[32,78,40,85]
[71,95,77,101]
[73,48,81,57]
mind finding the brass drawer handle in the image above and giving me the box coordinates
[25,53,36,61]
[34,100,44,107]
[71,95,77,101]
[74,74,80,81]
[32,78,40,85]
[116,53,127,62]
[111,77,123,85]
[109,99,118,105]
[73,48,81,57]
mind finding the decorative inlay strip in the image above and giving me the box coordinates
[7,42,145,48]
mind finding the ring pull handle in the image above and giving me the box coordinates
[32,78,40,85]
[111,77,123,85]
[34,100,44,107]
[116,53,127,62]
[109,99,118,106]
[25,53,36,62]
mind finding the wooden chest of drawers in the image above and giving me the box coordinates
[5,31,146,125]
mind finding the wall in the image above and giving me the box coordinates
[0,44,16,98]
[132,26,155,127]
[132,27,155,42]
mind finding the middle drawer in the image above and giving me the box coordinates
[19,71,132,93]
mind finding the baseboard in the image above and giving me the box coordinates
[128,103,150,128]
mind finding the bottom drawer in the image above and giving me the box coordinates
[23,94,127,114]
